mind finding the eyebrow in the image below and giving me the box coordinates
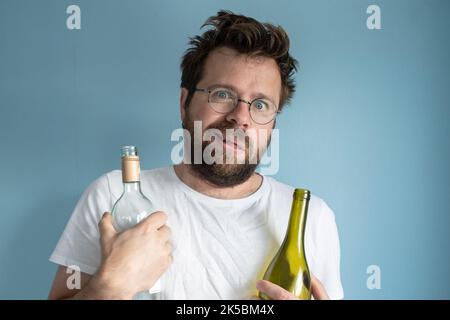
[208,83,277,104]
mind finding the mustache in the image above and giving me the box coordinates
[205,121,251,150]
[205,119,241,133]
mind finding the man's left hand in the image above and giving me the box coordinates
[255,274,330,300]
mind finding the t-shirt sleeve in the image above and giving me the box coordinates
[313,199,344,300]
[49,174,112,275]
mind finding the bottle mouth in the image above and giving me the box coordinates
[121,145,138,157]
[294,188,310,200]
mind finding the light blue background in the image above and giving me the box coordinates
[0,0,449,299]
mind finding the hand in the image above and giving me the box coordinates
[254,274,330,300]
[95,211,172,299]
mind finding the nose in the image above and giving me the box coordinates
[225,99,251,129]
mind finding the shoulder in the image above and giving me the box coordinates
[79,171,112,200]
[264,176,333,214]
[102,166,174,198]
[264,175,294,194]
[141,166,174,182]
[264,175,336,237]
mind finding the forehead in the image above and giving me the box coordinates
[200,47,281,102]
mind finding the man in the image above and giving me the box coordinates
[48,10,343,300]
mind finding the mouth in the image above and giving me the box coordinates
[208,133,245,151]
[222,137,245,151]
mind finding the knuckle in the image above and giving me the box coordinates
[162,227,171,239]
[158,227,170,241]
[279,292,293,300]
[153,211,167,220]
[146,211,167,228]
[141,222,153,234]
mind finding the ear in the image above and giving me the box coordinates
[180,88,189,124]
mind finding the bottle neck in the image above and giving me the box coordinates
[123,181,142,193]
[285,193,309,254]
[121,155,141,184]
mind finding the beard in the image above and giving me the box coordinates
[182,111,272,188]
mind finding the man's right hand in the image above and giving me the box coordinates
[94,211,172,299]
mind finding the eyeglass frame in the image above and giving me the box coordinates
[194,87,281,125]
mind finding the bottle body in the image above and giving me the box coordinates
[112,184,156,231]
[111,146,162,300]
[259,188,311,300]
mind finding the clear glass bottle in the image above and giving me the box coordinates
[111,145,162,300]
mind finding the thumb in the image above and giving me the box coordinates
[99,212,117,242]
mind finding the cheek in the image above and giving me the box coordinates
[257,128,272,150]
[247,127,272,155]
[189,101,223,130]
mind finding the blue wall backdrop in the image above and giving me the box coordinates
[0,0,449,299]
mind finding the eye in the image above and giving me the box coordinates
[211,89,234,101]
[253,100,269,111]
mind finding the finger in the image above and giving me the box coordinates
[158,225,172,240]
[256,280,297,300]
[165,241,172,253]
[311,274,330,300]
[139,211,168,230]
[98,212,117,240]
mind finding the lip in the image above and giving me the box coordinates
[222,138,245,151]
[209,131,246,151]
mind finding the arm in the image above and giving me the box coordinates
[48,211,172,300]
[48,265,130,300]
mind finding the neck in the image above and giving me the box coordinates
[285,196,308,256]
[123,181,141,193]
[173,163,263,200]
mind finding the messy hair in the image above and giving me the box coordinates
[180,10,299,110]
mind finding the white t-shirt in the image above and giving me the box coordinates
[50,166,344,299]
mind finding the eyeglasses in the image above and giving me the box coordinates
[194,87,280,125]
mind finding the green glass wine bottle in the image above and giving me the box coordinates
[259,188,312,300]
